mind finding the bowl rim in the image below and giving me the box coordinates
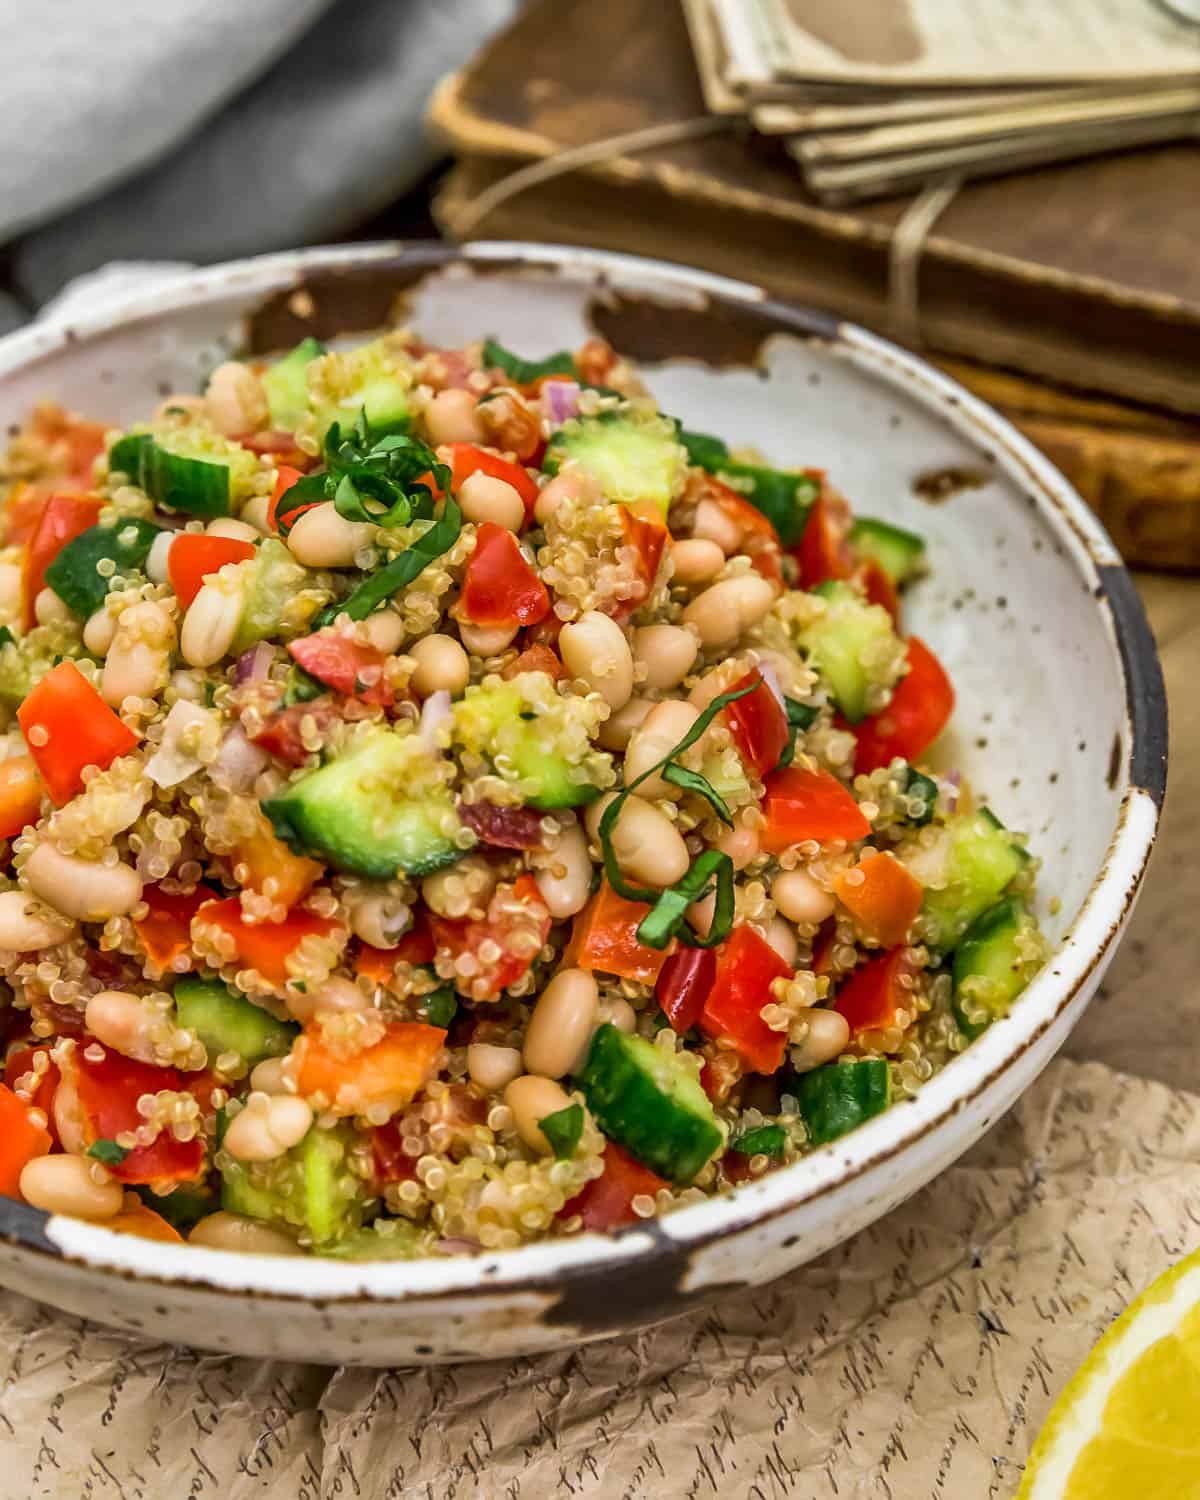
[0,240,1166,1306]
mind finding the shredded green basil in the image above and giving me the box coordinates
[730,1124,787,1158]
[316,496,462,625]
[0,626,15,650]
[661,763,733,826]
[419,987,458,1029]
[87,1139,129,1166]
[482,339,577,386]
[44,518,163,616]
[538,1101,585,1160]
[778,696,821,769]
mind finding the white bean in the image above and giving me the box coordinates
[223,1094,313,1162]
[24,844,142,923]
[19,1154,122,1220]
[559,611,634,710]
[466,1043,524,1092]
[683,574,777,649]
[585,793,689,889]
[524,969,599,1079]
[239,494,273,535]
[34,588,72,627]
[791,1009,851,1072]
[623,701,700,800]
[534,465,600,526]
[632,624,698,691]
[716,815,760,872]
[670,538,725,586]
[360,609,405,654]
[189,1211,303,1254]
[459,620,517,657]
[423,389,486,446]
[205,360,268,436]
[595,697,652,752]
[409,633,470,698]
[597,996,637,1034]
[692,498,742,554]
[763,916,799,967]
[421,855,497,919]
[52,1075,87,1154]
[0,889,77,949]
[772,868,835,926]
[287,504,376,569]
[504,1075,574,1155]
[145,530,176,584]
[206,517,260,543]
[458,471,525,532]
[181,575,246,668]
[85,989,162,1065]
[530,822,592,920]
[102,599,175,707]
[284,975,368,1024]
[346,890,411,950]
[249,1057,291,1095]
[83,608,116,657]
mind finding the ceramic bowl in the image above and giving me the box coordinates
[0,244,1165,1364]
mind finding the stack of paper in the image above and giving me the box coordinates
[683,0,1200,203]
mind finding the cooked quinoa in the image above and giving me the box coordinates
[0,331,1045,1258]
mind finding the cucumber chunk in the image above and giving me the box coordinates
[578,1023,723,1184]
[0,633,30,706]
[482,339,576,386]
[229,537,319,655]
[262,337,325,430]
[110,425,258,517]
[951,898,1042,1039]
[919,808,1030,953]
[310,337,413,442]
[795,1058,890,1147]
[798,580,901,724]
[850,516,927,584]
[220,1122,363,1245]
[262,727,462,878]
[902,768,939,828]
[174,976,297,1065]
[544,409,685,517]
[315,1223,422,1260]
[44,518,163,616]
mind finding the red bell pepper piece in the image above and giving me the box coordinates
[428,874,551,1000]
[501,642,563,681]
[3,1045,60,1134]
[193,897,342,986]
[833,852,922,948]
[168,533,256,609]
[850,637,955,774]
[612,507,668,620]
[72,1050,205,1186]
[105,1201,185,1244]
[560,1141,669,1231]
[833,947,918,1037]
[287,631,394,706]
[22,492,103,628]
[369,1119,419,1187]
[0,1082,51,1197]
[29,407,109,488]
[655,945,716,1034]
[18,661,139,805]
[132,882,217,968]
[3,482,51,546]
[699,924,793,1074]
[722,669,788,778]
[760,766,871,853]
[448,444,539,519]
[564,881,672,986]
[795,491,853,590]
[267,464,308,533]
[0,756,44,839]
[458,522,550,628]
[295,1021,446,1115]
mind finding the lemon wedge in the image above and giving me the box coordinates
[1018,1247,1200,1498]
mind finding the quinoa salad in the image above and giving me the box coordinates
[0,330,1046,1259]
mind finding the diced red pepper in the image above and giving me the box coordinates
[833,947,918,1037]
[168,533,256,609]
[72,1050,205,1186]
[0,755,43,839]
[859,557,900,623]
[105,1201,185,1244]
[29,406,108,489]
[722,669,788,778]
[267,465,314,533]
[133,882,217,968]
[3,1045,60,1134]
[448,444,539,519]
[501,642,563,682]
[760,766,871,853]
[231,811,322,909]
[22,492,103,627]
[458,522,550,628]
[287,631,394,706]
[295,1021,446,1115]
[655,945,717,1035]
[476,392,544,464]
[193,897,342,986]
[564,881,672,987]
[699,925,793,1074]
[0,1082,51,1197]
[794,491,853,590]
[611,507,668,621]
[458,800,546,849]
[850,637,955,774]
[369,1119,419,1187]
[833,852,922,948]
[17,661,139,805]
[428,874,551,1000]
[560,1142,668,1231]
[249,697,342,766]
[3,482,51,546]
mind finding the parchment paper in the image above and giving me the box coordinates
[0,574,1192,1500]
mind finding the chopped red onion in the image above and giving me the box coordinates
[942,770,961,813]
[543,379,580,423]
[235,642,274,684]
[212,725,271,791]
[757,662,786,709]
[459,800,546,849]
[434,1237,482,1256]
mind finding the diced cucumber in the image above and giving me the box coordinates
[110,426,258,517]
[310,338,412,442]
[678,427,818,546]
[452,678,607,810]
[850,516,927,584]
[262,727,462,878]
[920,808,1030,953]
[220,1122,363,1245]
[173,976,297,1065]
[544,409,685,517]
[108,433,151,481]
[0,634,30,706]
[578,1023,723,1184]
[230,538,319,655]
[952,898,1042,1039]
[798,580,900,724]
[903,769,939,827]
[315,1223,422,1260]
[262,337,325,431]
[795,1058,890,1147]
[44,518,163,616]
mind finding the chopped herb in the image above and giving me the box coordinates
[0,626,14,649]
[730,1124,787,1158]
[778,697,821,769]
[677,427,819,545]
[662,763,733,826]
[87,1139,129,1166]
[538,1101,585,1160]
[43,518,163,616]
[420,987,458,1029]
[482,338,578,386]
[316,496,462,624]
[203,682,217,707]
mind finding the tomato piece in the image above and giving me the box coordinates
[699,925,793,1074]
[250,697,342,766]
[698,474,784,586]
[477,392,544,464]
[236,430,311,469]
[560,1142,668,1231]
[0,756,43,839]
[168,533,256,610]
[294,1021,446,1115]
[851,637,955,774]
[722,669,788,778]
[575,338,618,388]
[22,492,102,628]
[795,491,853,590]
[833,852,922,948]
[267,464,309,532]
[72,1050,205,1186]
[501,642,562,681]
[564,881,672,986]
[4,1045,60,1133]
[18,661,139,805]
[134,883,217,968]
[655,945,716,1035]
[448,444,539,519]
[105,1201,185,1244]
[760,766,871,852]
[193,897,342,986]
[859,557,900,623]
[611,507,668,621]
[429,874,551,1000]
[458,800,546,849]
[369,1119,419,1186]
[29,406,108,488]
[833,948,919,1037]
[458,522,550,628]
[287,631,394,706]
[0,1082,51,1197]
[3,482,50,546]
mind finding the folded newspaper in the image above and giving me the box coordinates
[683,0,1200,202]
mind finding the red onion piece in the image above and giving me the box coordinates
[235,642,274,683]
[212,725,271,791]
[941,770,961,814]
[458,800,546,849]
[543,379,580,423]
[434,1237,482,1256]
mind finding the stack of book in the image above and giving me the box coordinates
[683,0,1200,203]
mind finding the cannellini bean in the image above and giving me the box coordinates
[239,494,273,534]
[223,1094,314,1162]
[409,633,470,698]
[687,891,716,938]
[287,504,376,569]
[623,701,700,799]
[458,471,525,532]
[670,537,725,586]
[85,989,162,1065]
[716,814,760,872]
[595,696,652,752]
[423,388,487,446]
[763,916,799,967]
[360,609,405,654]
[346,890,411,951]
[692,498,742,554]
[285,975,368,1024]
[34,588,72,627]
[83,608,116,656]
[688,666,737,712]
[524,968,599,1079]
[206,517,260,543]
[24,844,142,923]
[632,624,698,691]
[559,611,634,710]
[467,1043,524,1092]
[52,1075,87,1154]
[205,360,268,436]
[0,889,77,949]
[181,575,246,668]
[585,793,689,889]
[534,464,601,526]
[421,854,497,919]
[19,1154,123,1220]
[249,1057,291,1095]
[597,996,637,1034]
[145,529,176,584]
[458,620,518,657]
[772,868,835,926]
[682,574,777,649]
[504,1075,574,1155]
[189,1210,303,1254]
[791,1009,851,1072]
[102,599,175,707]
[530,821,592,920]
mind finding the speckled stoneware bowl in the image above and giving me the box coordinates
[0,244,1166,1364]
